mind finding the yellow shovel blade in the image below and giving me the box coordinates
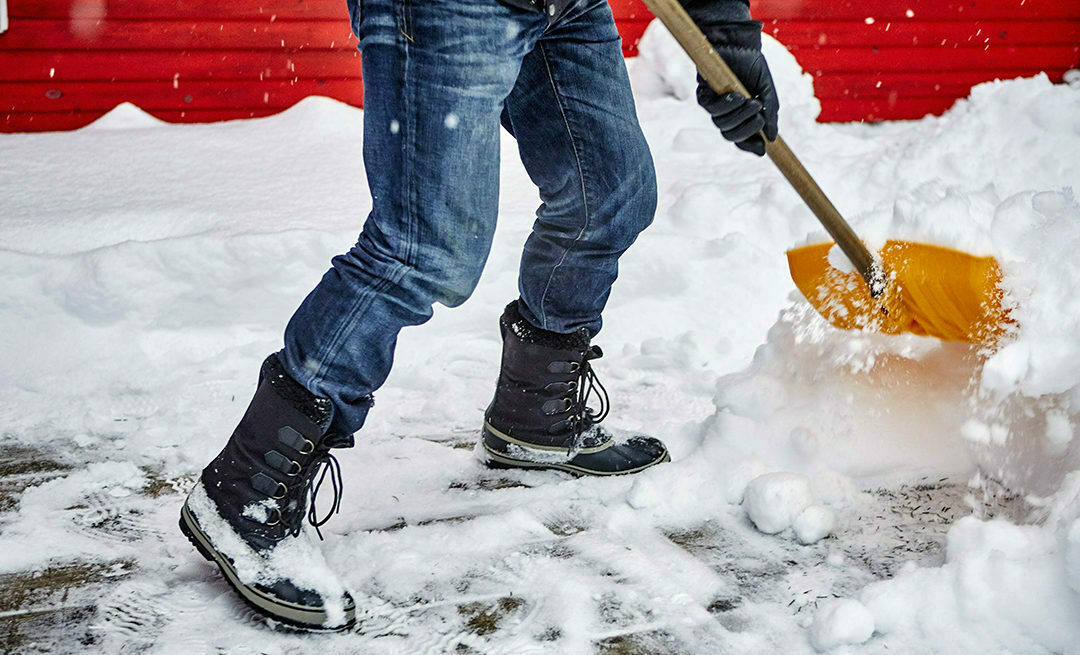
[786,241,1012,343]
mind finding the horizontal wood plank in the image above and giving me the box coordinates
[1,79,365,112]
[791,45,1080,73]
[0,51,362,82]
[765,19,1080,47]
[0,18,358,50]
[817,96,964,122]
[8,0,344,20]
[614,0,1080,21]
[810,69,1071,98]
[752,0,1080,21]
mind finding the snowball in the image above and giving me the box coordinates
[743,472,814,534]
[810,598,875,651]
[794,505,836,545]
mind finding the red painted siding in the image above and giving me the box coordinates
[1,0,1078,131]
[613,0,1080,121]
[753,0,1080,121]
[1,0,362,132]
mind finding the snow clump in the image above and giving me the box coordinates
[809,598,875,651]
[743,472,813,534]
[743,472,836,544]
[793,504,836,545]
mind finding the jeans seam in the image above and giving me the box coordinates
[536,42,591,331]
[402,20,418,266]
[397,0,414,41]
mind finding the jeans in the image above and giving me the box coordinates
[281,0,657,434]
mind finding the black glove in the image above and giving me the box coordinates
[681,1,779,156]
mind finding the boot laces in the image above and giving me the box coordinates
[273,450,344,541]
[303,451,343,540]
[568,346,609,444]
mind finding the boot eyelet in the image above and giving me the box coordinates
[299,439,315,455]
[568,362,580,373]
[265,507,282,526]
[272,482,288,499]
[286,460,302,477]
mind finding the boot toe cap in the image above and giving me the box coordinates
[251,580,357,630]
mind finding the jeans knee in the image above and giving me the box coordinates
[606,138,657,244]
[428,259,485,307]
[633,151,658,231]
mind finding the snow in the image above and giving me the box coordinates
[186,482,350,628]
[809,598,874,651]
[793,506,836,546]
[1,18,1080,655]
[743,472,814,535]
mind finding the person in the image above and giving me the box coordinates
[179,0,779,631]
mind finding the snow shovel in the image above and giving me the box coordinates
[640,0,1012,343]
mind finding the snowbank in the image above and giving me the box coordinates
[635,22,1080,653]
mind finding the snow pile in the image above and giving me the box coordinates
[860,503,1080,653]
[658,20,1080,650]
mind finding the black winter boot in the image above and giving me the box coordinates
[179,354,357,631]
[480,300,670,476]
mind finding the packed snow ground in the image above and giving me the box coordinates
[2,23,1080,654]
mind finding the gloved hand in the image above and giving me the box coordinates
[696,48,779,156]
[680,0,779,156]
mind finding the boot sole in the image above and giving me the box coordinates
[179,501,356,631]
[480,424,670,477]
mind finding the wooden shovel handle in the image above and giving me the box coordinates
[640,0,884,295]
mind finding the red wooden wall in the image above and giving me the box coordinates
[751,0,1080,122]
[1,0,1077,131]
[1,0,364,132]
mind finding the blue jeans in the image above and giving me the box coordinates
[281,0,657,434]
